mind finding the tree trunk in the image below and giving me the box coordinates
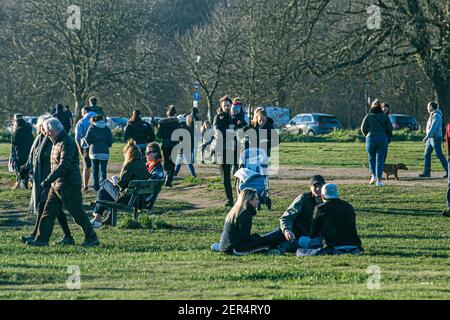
[73,92,85,127]
[207,95,215,123]
[433,77,450,123]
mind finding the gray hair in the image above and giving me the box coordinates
[36,114,52,133]
[43,117,64,134]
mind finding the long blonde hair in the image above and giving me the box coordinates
[251,107,266,127]
[225,189,258,223]
[123,139,141,166]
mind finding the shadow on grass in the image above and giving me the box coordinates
[363,234,446,240]
[359,207,437,217]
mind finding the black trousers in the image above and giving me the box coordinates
[234,230,285,252]
[31,188,72,239]
[219,164,233,202]
[162,147,175,185]
[36,186,97,243]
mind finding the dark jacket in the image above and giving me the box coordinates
[361,111,393,138]
[213,111,233,154]
[117,159,150,202]
[124,118,155,146]
[186,111,201,149]
[11,119,34,166]
[53,105,71,133]
[219,204,259,253]
[244,117,276,157]
[311,198,362,250]
[156,117,180,150]
[85,105,105,116]
[84,120,113,160]
[146,161,165,180]
[43,130,82,189]
[25,134,52,214]
[279,191,322,237]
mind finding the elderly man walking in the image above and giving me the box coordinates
[419,102,448,178]
[26,118,99,247]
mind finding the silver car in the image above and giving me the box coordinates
[284,113,343,136]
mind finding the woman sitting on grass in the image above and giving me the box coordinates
[90,139,149,228]
[211,188,280,255]
[144,142,165,210]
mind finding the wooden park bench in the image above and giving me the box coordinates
[96,179,165,226]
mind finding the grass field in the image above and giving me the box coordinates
[1,140,450,300]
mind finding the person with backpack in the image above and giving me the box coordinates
[124,110,155,156]
[52,104,71,133]
[84,115,113,192]
[419,102,448,178]
[361,99,393,187]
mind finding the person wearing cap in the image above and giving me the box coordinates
[297,183,362,256]
[157,105,180,188]
[174,114,197,177]
[214,95,235,207]
[124,109,155,156]
[274,175,326,253]
[11,114,34,189]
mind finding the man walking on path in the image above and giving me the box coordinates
[419,102,448,178]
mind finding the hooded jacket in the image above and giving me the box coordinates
[75,111,96,149]
[361,111,393,138]
[84,120,113,160]
[425,109,444,140]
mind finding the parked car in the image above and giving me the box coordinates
[5,116,38,134]
[142,116,162,127]
[106,117,128,131]
[389,114,419,131]
[283,113,343,136]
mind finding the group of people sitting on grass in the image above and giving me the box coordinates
[211,175,363,256]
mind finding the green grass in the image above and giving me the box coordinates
[0,141,450,299]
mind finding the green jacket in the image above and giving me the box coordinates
[279,192,322,237]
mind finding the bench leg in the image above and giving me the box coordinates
[111,208,117,227]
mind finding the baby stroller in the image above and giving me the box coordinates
[234,147,272,210]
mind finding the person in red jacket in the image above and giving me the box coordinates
[443,123,450,216]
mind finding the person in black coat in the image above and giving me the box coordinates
[19,115,74,245]
[124,110,155,155]
[213,96,235,207]
[156,105,180,187]
[85,96,105,116]
[185,107,202,164]
[11,114,34,189]
[211,189,280,255]
[53,104,71,133]
[243,108,276,158]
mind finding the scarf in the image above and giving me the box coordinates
[146,158,161,174]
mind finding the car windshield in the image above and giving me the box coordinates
[392,116,416,125]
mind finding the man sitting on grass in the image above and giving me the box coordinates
[297,183,363,256]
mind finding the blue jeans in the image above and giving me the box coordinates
[423,138,448,176]
[366,135,388,179]
[91,159,108,191]
[174,153,196,177]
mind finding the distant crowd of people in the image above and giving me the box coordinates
[7,95,449,256]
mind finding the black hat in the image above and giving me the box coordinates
[310,175,325,186]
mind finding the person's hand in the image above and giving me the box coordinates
[40,180,50,190]
[284,231,296,241]
[422,137,427,144]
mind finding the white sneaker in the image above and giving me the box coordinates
[90,218,102,229]
[376,180,383,187]
[369,176,376,185]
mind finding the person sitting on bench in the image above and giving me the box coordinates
[90,139,149,228]
[211,188,280,255]
[296,183,363,256]
[144,142,165,210]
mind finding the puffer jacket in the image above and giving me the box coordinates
[124,118,155,147]
[43,130,82,189]
[156,117,180,149]
[84,120,113,160]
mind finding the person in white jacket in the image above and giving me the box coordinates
[419,102,448,178]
